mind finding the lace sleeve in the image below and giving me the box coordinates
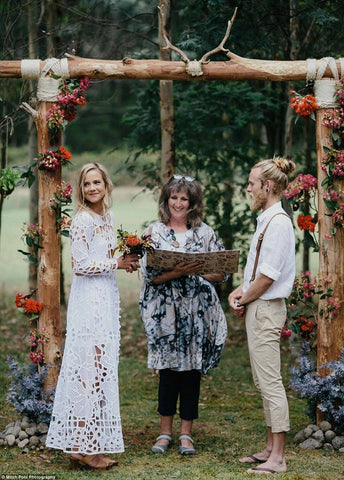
[70,211,118,276]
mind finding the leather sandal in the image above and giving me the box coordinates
[151,434,172,453]
[179,434,196,455]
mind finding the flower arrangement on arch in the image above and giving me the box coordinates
[289,89,318,120]
[321,147,344,179]
[37,146,72,171]
[29,327,49,367]
[15,292,44,322]
[50,180,73,236]
[17,222,47,266]
[286,271,341,352]
[284,173,319,250]
[47,76,91,142]
[114,227,155,258]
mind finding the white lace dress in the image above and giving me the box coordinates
[46,209,124,454]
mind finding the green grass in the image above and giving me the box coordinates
[1,290,343,479]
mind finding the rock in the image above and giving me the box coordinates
[332,436,344,450]
[37,422,49,434]
[0,439,5,446]
[26,426,37,436]
[29,435,40,446]
[325,430,336,442]
[339,447,344,453]
[312,429,325,443]
[319,421,332,432]
[322,443,334,451]
[304,426,314,438]
[20,420,30,430]
[309,424,320,432]
[18,438,29,449]
[294,430,307,444]
[39,434,47,444]
[5,426,15,435]
[18,430,28,441]
[6,434,16,446]
[299,438,323,449]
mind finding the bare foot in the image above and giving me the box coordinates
[247,460,287,474]
[239,450,270,463]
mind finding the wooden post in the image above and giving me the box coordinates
[36,101,62,392]
[159,0,175,183]
[316,108,344,423]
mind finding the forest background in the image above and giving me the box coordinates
[2,0,344,280]
[1,1,344,478]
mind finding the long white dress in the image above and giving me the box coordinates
[46,208,124,454]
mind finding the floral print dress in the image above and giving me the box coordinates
[140,221,228,375]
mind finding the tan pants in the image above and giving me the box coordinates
[245,298,290,433]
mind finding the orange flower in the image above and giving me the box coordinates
[297,214,316,232]
[126,234,141,247]
[23,298,44,314]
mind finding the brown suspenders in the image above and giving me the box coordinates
[250,212,290,283]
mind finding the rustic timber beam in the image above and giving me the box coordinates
[0,55,343,81]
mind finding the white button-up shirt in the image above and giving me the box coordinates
[243,202,295,300]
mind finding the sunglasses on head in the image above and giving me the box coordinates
[173,174,195,182]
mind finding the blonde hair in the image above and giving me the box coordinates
[253,156,296,195]
[75,162,113,213]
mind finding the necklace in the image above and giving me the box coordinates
[169,228,192,249]
[169,229,180,248]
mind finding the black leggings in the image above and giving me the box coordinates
[158,369,201,420]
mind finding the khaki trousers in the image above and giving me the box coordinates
[245,298,290,433]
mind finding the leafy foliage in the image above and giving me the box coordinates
[0,167,21,197]
[6,356,53,423]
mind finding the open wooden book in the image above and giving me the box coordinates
[146,249,240,275]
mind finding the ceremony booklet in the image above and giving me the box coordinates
[146,249,240,275]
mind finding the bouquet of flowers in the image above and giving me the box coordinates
[114,227,154,257]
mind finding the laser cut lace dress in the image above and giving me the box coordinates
[46,209,124,454]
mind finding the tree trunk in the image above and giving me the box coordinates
[159,0,175,183]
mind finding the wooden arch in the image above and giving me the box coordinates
[0,52,343,405]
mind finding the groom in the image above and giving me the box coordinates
[228,157,296,475]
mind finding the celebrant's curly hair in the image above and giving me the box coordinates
[76,162,113,213]
[158,174,203,229]
[253,156,296,196]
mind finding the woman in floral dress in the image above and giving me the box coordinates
[140,174,228,455]
[46,162,139,470]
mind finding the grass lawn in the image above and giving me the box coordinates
[0,288,343,479]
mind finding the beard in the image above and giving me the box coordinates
[249,190,267,212]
